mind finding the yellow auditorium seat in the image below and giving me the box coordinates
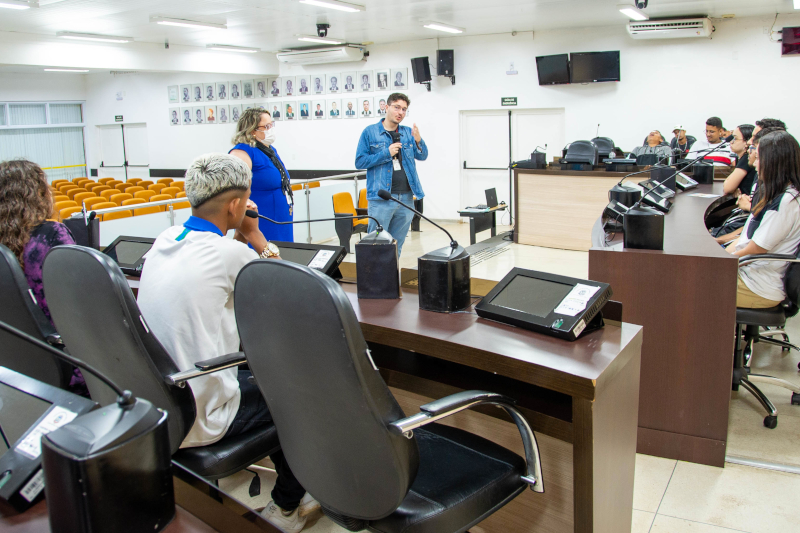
[59,206,82,220]
[150,194,172,211]
[101,189,121,202]
[161,187,180,198]
[173,201,191,210]
[156,178,174,185]
[98,177,115,185]
[134,190,156,201]
[121,198,146,207]
[125,186,145,195]
[148,183,167,194]
[110,193,133,205]
[101,210,132,221]
[84,197,108,210]
[176,191,187,198]
[66,188,88,200]
[127,178,142,185]
[358,188,367,210]
[72,192,95,206]
[137,180,154,188]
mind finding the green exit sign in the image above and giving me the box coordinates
[501,97,517,106]
[115,115,123,122]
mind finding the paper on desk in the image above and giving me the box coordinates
[308,250,334,270]
[554,284,600,317]
[688,193,721,198]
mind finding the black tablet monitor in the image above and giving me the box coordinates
[271,241,346,278]
[102,236,156,276]
[0,367,96,511]
[475,269,612,341]
[536,54,570,85]
[569,51,620,83]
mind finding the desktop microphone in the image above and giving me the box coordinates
[376,190,471,313]
[608,153,672,207]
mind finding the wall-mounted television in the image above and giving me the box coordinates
[782,27,800,56]
[569,51,620,83]
[536,54,570,85]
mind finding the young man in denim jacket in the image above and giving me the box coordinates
[355,93,428,256]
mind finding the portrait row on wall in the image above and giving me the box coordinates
[167,69,408,104]
[169,96,403,125]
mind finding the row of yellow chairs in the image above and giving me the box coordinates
[290,181,321,192]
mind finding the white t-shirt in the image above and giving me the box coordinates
[736,188,800,302]
[137,221,258,447]
[686,139,734,166]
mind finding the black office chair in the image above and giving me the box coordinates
[732,253,800,429]
[0,244,74,389]
[591,137,615,158]
[234,259,544,533]
[42,245,280,479]
[563,140,597,165]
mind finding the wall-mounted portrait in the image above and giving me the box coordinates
[255,79,268,99]
[218,105,230,124]
[328,99,341,119]
[357,71,373,92]
[343,97,357,119]
[391,68,408,89]
[376,96,388,117]
[284,101,297,120]
[243,103,255,111]
[298,101,311,120]
[284,77,295,97]
[271,102,282,121]
[193,106,205,124]
[203,83,216,101]
[168,85,180,103]
[180,85,192,103]
[311,75,325,95]
[254,101,267,111]
[216,82,228,101]
[181,107,193,125]
[268,77,281,97]
[296,75,310,96]
[242,80,254,99]
[229,81,242,100]
[360,97,374,119]
[342,71,356,93]
[206,106,216,123]
[312,100,325,119]
[192,84,203,103]
[375,70,389,91]
[169,108,180,126]
[230,104,242,122]
[327,73,340,94]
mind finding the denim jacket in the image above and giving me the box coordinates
[355,119,429,200]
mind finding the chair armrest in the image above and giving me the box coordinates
[165,351,247,387]
[388,390,544,493]
[355,208,368,216]
[739,254,800,267]
[46,333,65,347]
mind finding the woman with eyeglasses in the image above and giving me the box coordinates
[730,130,800,308]
[230,107,294,242]
[722,124,756,196]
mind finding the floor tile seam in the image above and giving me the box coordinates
[650,460,678,530]
[653,513,752,533]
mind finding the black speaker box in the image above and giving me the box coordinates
[650,165,677,192]
[411,57,432,83]
[437,50,454,76]
[693,161,715,184]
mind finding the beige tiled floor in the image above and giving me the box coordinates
[227,220,800,533]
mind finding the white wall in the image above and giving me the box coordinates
[0,73,86,102]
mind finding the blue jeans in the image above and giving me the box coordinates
[367,191,415,257]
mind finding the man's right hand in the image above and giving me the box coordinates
[389,143,402,157]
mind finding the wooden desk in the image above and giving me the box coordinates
[339,281,643,533]
[458,205,507,245]
[588,184,737,467]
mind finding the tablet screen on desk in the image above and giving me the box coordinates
[104,240,153,266]
[490,276,573,318]
[0,383,52,455]
[278,247,319,266]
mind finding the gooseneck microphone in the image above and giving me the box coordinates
[376,190,458,248]
[245,209,383,232]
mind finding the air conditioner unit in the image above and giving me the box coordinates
[276,46,365,65]
[627,18,714,40]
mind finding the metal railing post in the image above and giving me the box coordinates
[168,204,175,226]
[305,184,312,243]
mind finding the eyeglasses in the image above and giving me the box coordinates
[255,123,275,131]
[389,104,408,113]
[748,145,756,152]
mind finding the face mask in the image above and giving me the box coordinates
[258,128,276,146]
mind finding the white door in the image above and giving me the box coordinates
[97,125,126,182]
[123,123,150,181]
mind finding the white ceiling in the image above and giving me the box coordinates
[0,0,796,53]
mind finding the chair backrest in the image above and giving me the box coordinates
[66,188,88,200]
[291,183,303,191]
[51,179,68,187]
[101,189,121,201]
[98,177,115,185]
[42,245,195,452]
[333,192,357,217]
[126,186,145,195]
[92,202,117,216]
[52,195,69,204]
[110,193,133,204]
[176,191,187,198]
[591,137,615,157]
[235,260,418,519]
[156,178,174,186]
[84,197,108,210]
[134,206,161,216]
[107,180,123,189]
[122,198,146,206]
[134,190,156,201]
[54,200,78,213]
[58,184,78,194]
[148,183,167,194]
[72,192,95,206]
[85,182,104,192]
[564,140,597,165]
[358,188,367,210]
[150,194,172,207]
[116,182,134,192]
[173,201,191,210]
[308,181,320,189]
[0,244,73,389]
[73,178,91,187]
[60,206,82,220]
[92,185,111,195]
[161,187,180,198]
[783,247,800,317]
[138,180,154,188]
[103,210,132,221]
[172,181,184,191]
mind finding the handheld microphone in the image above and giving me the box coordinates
[596,123,600,138]
[245,209,383,232]
[376,190,458,249]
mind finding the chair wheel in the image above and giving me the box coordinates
[764,415,778,429]
[792,393,800,406]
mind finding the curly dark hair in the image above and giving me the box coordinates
[0,160,53,267]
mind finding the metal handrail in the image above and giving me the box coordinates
[293,171,366,183]
[67,197,185,216]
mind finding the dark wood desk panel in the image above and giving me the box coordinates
[589,184,737,467]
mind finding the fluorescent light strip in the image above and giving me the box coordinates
[150,16,226,30]
[795,0,799,9]
[44,68,90,72]
[0,0,33,9]
[297,35,344,45]
[423,23,465,34]
[617,4,648,21]
[57,31,132,43]
[298,0,364,13]
[206,44,260,53]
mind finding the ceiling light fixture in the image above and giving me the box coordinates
[298,0,364,13]
[296,35,344,44]
[206,44,260,53]
[422,22,465,34]
[0,0,35,9]
[150,16,227,30]
[44,68,90,72]
[617,4,649,21]
[795,0,799,9]
[57,31,133,43]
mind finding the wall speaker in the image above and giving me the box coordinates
[437,50,454,76]
[411,57,432,83]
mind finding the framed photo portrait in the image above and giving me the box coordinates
[270,102,282,121]
[391,68,408,89]
[255,79,268,99]
[357,71,373,92]
[243,103,255,111]
[180,84,192,103]
[327,99,341,119]
[229,81,242,100]
[217,105,230,124]
[205,106,217,124]
[254,101,267,111]
[375,96,388,117]
[169,108,180,126]
[192,84,203,103]
[203,82,216,101]
[375,70,389,91]
[296,75,311,96]
[168,85,180,104]
[268,77,281,98]
[242,80,254,99]
[284,101,297,120]
[342,71,356,93]
[230,104,242,123]
[343,97,357,119]
[181,107,193,125]
[359,97,374,119]
[298,101,311,120]
[327,73,341,94]
[192,106,205,125]
[216,82,228,101]
[311,75,325,95]
[284,77,295,97]
[312,100,325,119]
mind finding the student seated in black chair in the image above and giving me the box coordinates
[631,130,673,162]
[137,153,316,532]
[729,130,800,308]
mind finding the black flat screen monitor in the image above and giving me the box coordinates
[569,51,620,83]
[270,241,346,278]
[102,236,156,276]
[536,54,570,85]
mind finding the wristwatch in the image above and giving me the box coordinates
[260,242,280,259]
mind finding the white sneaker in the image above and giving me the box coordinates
[298,492,321,518]
[261,500,307,533]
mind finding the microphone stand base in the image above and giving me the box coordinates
[418,245,471,313]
